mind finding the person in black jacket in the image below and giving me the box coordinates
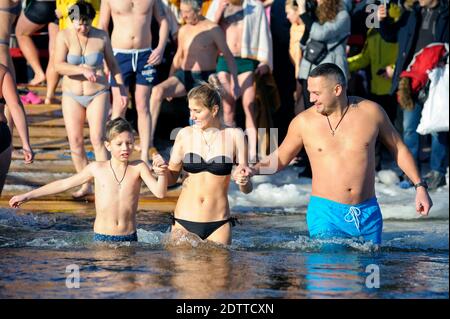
[379,0,449,190]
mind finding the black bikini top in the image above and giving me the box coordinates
[182,152,234,176]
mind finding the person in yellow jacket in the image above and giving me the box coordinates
[56,0,101,29]
[347,3,401,171]
[348,4,401,120]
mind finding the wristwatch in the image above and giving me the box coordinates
[414,181,428,190]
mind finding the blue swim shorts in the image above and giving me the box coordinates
[306,196,383,244]
[93,232,138,242]
[110,48,157,86]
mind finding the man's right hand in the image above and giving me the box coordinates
[377,4,388,22]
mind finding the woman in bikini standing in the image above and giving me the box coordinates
[167,79,252,245]
[54,0,127,198]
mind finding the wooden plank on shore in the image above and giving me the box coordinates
[13,126,90,138]
[13,136,73,149]
[10,160,77,173]
[0,199,176,212]
[11,149,94,160]
[17,84,61,92]
[27,116,78,127]
[24,104,61,112]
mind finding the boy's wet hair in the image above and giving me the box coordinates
[187,75,223,110]
[309,63,347,88]
[68,0,96,22]
[105,118,134,142]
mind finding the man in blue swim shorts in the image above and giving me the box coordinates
[100,0,169,164]
[244,63,433,245]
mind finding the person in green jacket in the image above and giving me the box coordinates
[348,3,401,171]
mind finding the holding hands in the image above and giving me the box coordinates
[152,153,168,176]
[233,166,254,194]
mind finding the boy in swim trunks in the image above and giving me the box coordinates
[244,63,433,246]
[9,118,168,243]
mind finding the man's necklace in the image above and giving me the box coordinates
[110,160,128,188]
[326,100,351,136]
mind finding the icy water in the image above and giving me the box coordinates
[1,167,448,299]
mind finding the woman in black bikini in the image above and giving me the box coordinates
[167,78,252,245]
[0,64,34,196]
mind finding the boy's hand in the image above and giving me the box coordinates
[9,194,29,208]
[152,153,168,176]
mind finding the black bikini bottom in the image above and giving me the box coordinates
[171,215,240,240]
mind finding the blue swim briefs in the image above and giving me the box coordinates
[110,48,157,86]
[93,232,138,242]
[306,196,383,244]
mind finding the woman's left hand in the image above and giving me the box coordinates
[22,147,34,164]
[119,85,129,108]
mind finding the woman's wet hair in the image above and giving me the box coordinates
[68,0,96,22]
[187,75,224,111]
[105,118,134,142]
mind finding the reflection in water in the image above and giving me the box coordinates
[0,208,448,298]
[167,248,232,299]
[304,253,372,298]
[88,245,140,296]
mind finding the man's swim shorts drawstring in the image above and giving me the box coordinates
[131,51,139,73]
[344,206,361,232]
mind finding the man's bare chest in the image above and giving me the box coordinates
[110,0,153,16]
